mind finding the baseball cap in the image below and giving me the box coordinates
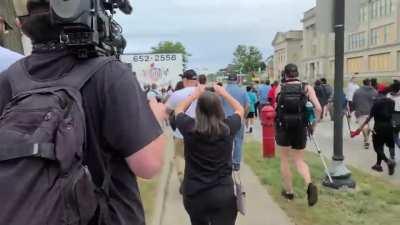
[180,69,197,80]
[227,73,238,81]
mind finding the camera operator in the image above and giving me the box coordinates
[0,1,167,225]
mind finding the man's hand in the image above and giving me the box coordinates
[149,98,167,122]
[350,129,362,138]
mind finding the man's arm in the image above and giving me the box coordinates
[126,134,166,179]
[102,64,166,179]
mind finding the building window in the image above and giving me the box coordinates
[370,0,392,21]
[347,57,363,74]
[369,53,392,72]
[370,23,394,46]
[349,32,366,50]
[360,6,368,23]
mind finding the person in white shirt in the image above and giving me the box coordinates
[346,77,360,114]
[0,16,24,73]
[165,70,198,192]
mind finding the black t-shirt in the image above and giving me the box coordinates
[175,113,241,196]
[0,50,163,225]
[370,96,395,132]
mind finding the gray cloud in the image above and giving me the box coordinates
[116,0,315,72]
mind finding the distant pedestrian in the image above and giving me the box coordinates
[166,70,199,190]
[257,80,271,115]
[246,86,258,133]
[147,83,162,102]
[253,81,260,117]
[354,88,396,175]
[198,74,207,85]
[0,16,24,71]
[275,64,321,207]
[268,81,279,107]
[353,79,378,149]
[387,81,400,160]
[222,74,249,171]
[175,85,244,225]
[371,78,378,91]
[321,78,333,119]
[314,80,329,120]
[167,85,174,95]
[346,77,360,113]
[175,81,184,91]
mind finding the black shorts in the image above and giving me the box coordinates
[247,112,255,119]
[276,127,307,150]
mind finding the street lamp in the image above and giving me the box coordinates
[322,0,356,189]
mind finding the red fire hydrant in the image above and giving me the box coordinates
[261,105,276,158]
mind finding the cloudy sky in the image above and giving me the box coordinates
[116,0,315,73]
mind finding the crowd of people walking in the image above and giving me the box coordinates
[142,63,400,225]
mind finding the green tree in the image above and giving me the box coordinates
[151,41,190,67]
[233,45,263,74]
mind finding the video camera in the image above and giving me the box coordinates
[18,0,133,58]
[51,0,132,58]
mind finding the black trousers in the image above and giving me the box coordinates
[372,128,394,165]
[183,185,237,225]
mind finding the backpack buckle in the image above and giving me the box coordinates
[33,143,39,156]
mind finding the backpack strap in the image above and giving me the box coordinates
[0,143,56,162]
[7,56,117,96]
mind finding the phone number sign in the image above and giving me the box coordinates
[121,53,184,87]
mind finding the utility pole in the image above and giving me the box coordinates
[322,0,356,189]
[0,0,23,53]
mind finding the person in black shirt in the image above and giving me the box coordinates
[355,88,396,175]
[175,84,244,225]
[0,2,167,224]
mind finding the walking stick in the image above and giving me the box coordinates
[345,105,353,136]
[307,125,334,184]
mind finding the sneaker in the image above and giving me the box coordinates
[307,183,318,207]
[364,142,370,150]
[371,164,383,172]
[281,190,294,200]
[387,160,396,176]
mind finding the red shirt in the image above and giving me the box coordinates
[268,86,278,107]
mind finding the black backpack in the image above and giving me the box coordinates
[276,83,308,130]
[0,57,114,225]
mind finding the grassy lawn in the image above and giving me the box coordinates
[244,141,400,225]
[138,177,160,224]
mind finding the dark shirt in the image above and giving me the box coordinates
[175,113,241,196]
[314,85,328,106]
[353,86,378,117]
[0,50,163,225]
[370,95,395,132]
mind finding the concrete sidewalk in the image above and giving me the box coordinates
[161,162,294,225]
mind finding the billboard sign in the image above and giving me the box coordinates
[120,53,184,88]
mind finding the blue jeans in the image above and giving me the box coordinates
[232,124,245,166]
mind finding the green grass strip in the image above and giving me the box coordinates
[244,141,400,225]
